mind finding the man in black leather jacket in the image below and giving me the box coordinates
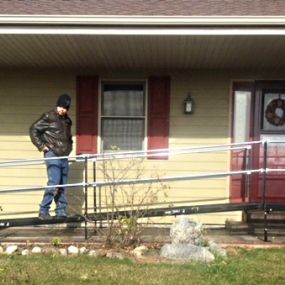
[30,94,73,220]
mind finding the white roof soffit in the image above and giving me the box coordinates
[1,16,285,35]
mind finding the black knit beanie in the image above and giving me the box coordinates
[57,94,71,110]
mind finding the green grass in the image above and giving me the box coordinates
[0,248,284,285]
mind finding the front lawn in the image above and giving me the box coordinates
[0,247,284,285]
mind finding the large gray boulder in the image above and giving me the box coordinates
[160,216,226,262]
[160,243,215,262]
[170,215,205,245]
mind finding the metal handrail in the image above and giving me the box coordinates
[0,141,270,194]
[0,140,260,167]
[0,168,262,195]
[0,139,282,199]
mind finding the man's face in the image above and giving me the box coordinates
[57,106,68,116]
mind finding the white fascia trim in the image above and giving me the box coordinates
[1,15,285,26]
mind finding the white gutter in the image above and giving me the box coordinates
[1,15,285,35]
[0,15,285,26]
[1,27,285,35]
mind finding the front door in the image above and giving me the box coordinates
[231,81,285,203]
[253,81,285,203]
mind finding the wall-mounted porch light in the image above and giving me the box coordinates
[184,93,194,114]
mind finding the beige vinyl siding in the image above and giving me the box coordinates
[160,72,231,224]
[1,69,283,224]
[0,69,232,223]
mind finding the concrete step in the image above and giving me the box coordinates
[225,221,249,235]
[246,211,285,236]
[226,219,285,236]
[249,227,285,236]
[247,211,285,222]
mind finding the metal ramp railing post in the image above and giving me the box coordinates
[248,144,253,202]
[84,155,88,240]
[93,159,97,232]
[99,186,102,228]
[262,140,269,242]
[241,147,249,202]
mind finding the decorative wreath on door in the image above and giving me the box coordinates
[265,98,285,126]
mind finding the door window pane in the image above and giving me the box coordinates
[263,92,285,131]
[233,91,251,142]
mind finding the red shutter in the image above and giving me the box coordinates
[76,76,99,154]
[148,76,171,159]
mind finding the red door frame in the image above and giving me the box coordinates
[231,80,285,204]
[252,81,285,203]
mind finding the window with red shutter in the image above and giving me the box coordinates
[76,76,170,158]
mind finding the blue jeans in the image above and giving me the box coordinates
[39,151,69,216]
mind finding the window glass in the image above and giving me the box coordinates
[101,82,145,151]
[102,119,144,151]
[233,91,251,142]
[103,84,144,116]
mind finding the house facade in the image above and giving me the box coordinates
[1,0,285,225]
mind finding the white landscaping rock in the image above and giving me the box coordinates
[88,249,97,257]
[6,245,18,255]
[207,240,227,257]
[31,246,42,254]
[132,245,148,257]
[79,247,87,254]
[59,248,67,256]
[21,249,30,256]
[68,245,79,255]
[88,250,98,257]
[0,246,3,254]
